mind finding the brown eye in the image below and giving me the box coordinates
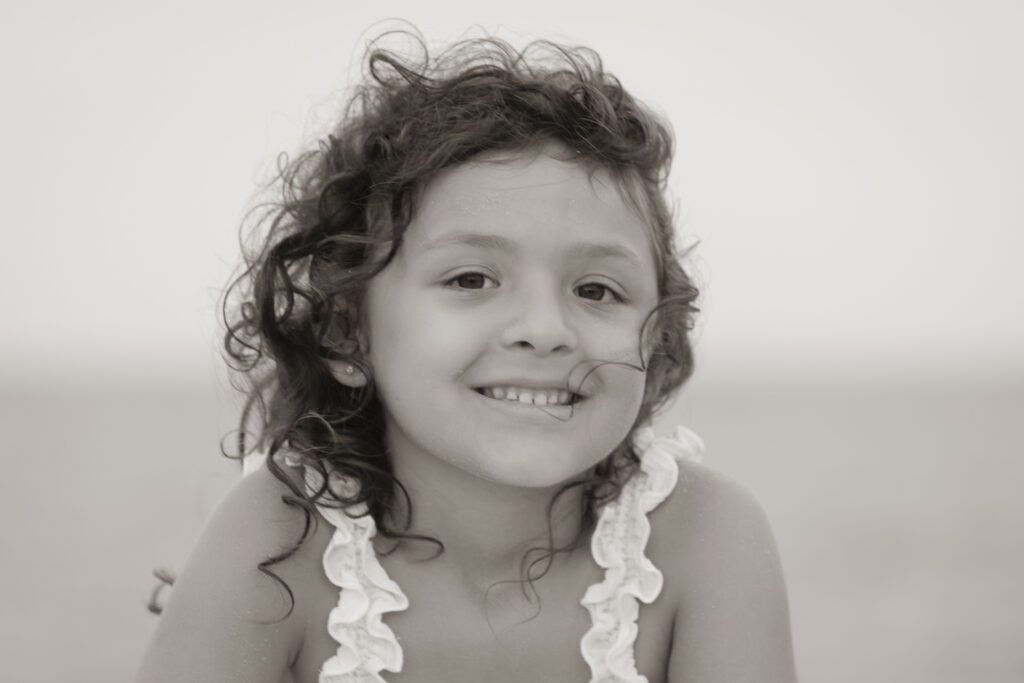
[446,272,496,290]
[576,282,622,302]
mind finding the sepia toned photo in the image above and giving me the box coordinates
[1,3,1020,682]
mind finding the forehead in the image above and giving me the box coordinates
[403,148,657,264]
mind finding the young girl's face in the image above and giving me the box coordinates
[360,145,660,488]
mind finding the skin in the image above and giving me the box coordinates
[364,147,659,488]
[135,146,797,683]
[347,146,661,582]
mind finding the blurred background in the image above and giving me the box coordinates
[1,1,1021,681]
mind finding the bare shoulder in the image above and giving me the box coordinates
[648,459,798,683]
[135,463,330,683]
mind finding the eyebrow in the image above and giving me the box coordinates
[418,232,645,266]
[419,232,516,254]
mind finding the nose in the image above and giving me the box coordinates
[499,281,579,355]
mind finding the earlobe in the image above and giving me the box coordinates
[327,359,369,388]
[322,318,370,388]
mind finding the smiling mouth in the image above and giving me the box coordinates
[473,387,584,407]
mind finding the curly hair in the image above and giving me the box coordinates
[220,29,700,616]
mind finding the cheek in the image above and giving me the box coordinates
[583,310,650,369]
[587,316,650,419]
[365,288,483,389]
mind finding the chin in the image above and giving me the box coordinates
[469,444,599,490]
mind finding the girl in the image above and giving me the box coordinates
[137,32,796,683]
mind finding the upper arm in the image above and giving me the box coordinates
[135,464,314,683]
[664,462,798,683]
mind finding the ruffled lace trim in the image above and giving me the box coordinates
[283,424,703,683]
[303,467,410,683]
[579,425,704,683]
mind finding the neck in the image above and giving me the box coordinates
[380,449,589,590]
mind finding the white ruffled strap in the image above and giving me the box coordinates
[579,425,704,682]
[631,424,704,465]
[304,468,409,683]
[293,423,702,683]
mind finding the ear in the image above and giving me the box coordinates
[321,302,371,388]
[326,359,368,388]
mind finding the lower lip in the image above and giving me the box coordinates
[471,389,583,422]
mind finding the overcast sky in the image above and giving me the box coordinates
[2,0,1020,386]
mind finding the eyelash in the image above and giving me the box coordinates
[576,282,626,303]
[445,272,497,291]
[443,271,626,303]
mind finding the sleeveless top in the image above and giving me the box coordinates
[244,425,704,683]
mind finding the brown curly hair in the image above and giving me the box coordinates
[220,29,700,616]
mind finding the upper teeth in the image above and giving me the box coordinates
[480,387,574,406]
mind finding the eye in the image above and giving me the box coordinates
[444,271,497,290]
[575,282,625,303]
